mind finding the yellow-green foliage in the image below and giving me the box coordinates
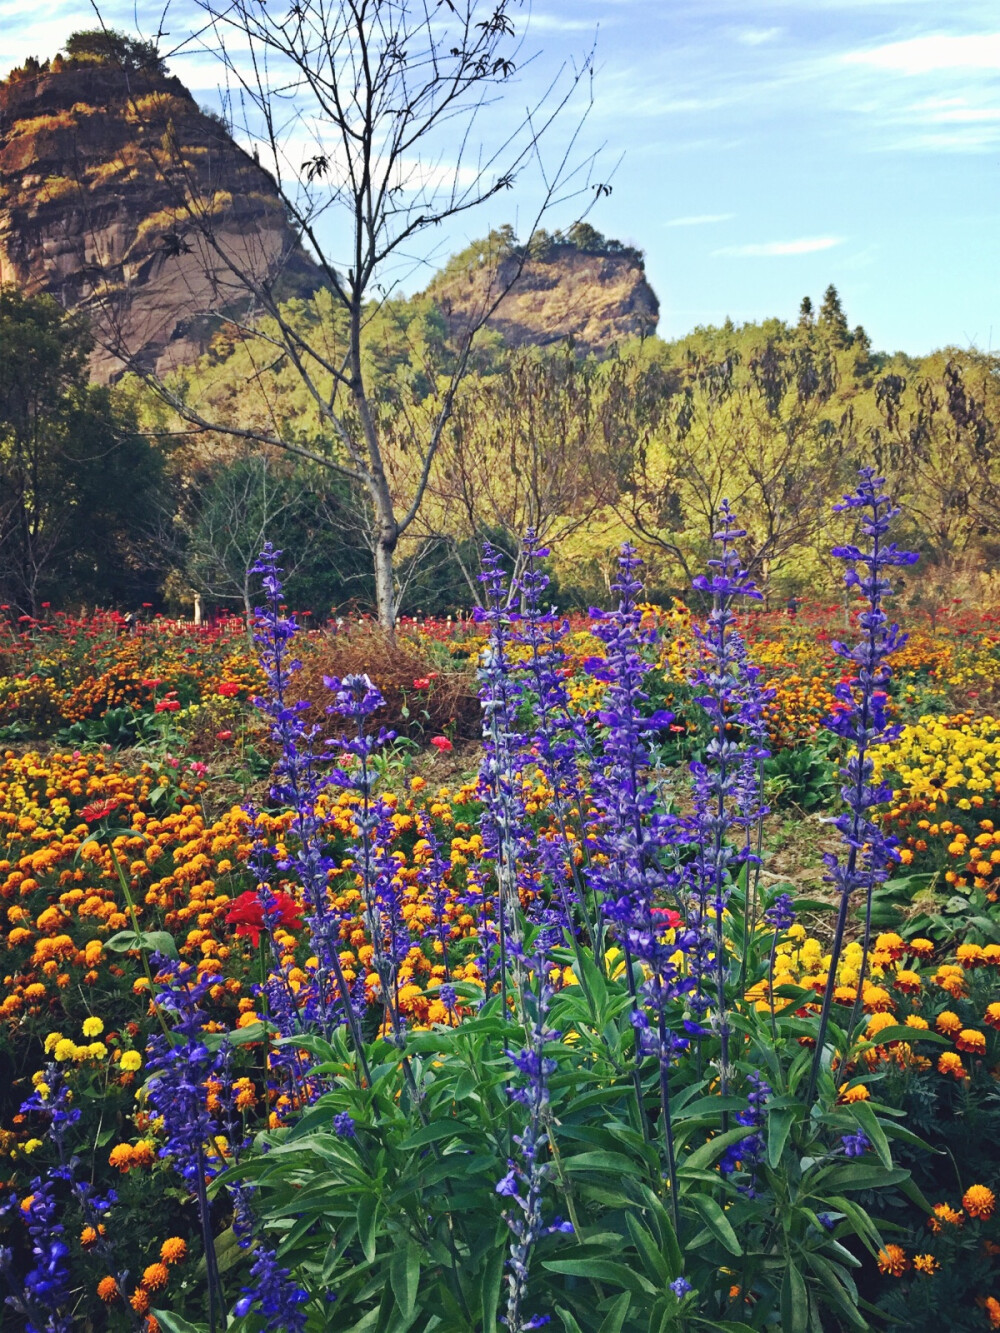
[36,175,80,204]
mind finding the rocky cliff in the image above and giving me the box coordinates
[0,58,319,380]
[426,232,660,353]
[0,55,658,379]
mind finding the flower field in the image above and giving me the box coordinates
[1,484,1000,1333]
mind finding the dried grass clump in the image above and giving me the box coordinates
[288,630,479,745]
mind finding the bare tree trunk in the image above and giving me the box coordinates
[373,537,397,634]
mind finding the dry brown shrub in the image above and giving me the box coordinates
[287,630,479,745]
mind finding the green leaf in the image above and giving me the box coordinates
[846,1102,892,1170]
[390,1241,420,1320]
[767,1106,797,1168]
[781,1262,809,1333]
[357,1193,379,1264]
[541,1259,656,1297]
[597,1293,631,1333]
[626,1213,670,1284]
[104,928,179,959]
[681,1127,758,1174]
[687,1195,742,1257]
[481,1237,505,1330]
[556,1306,586,1333]
[150,1313,207,1333]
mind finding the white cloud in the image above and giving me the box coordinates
[735,27,782,47]
[665,212,734,226]
[714,236,844,257]
[842,33,1000,75]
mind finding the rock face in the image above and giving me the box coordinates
[427,238,660,353]
[0,60,319,380]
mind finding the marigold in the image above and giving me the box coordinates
[876,1244,909,1276]
[937,1051,966,1079]
[97,1276,118,1302]
[955,1028,986,1055]
[935,1010,962,1035]
[160,1237,187,1265]
[108,1144,133,1171]
[840,1084,870,1103]
[912,1253,939,1275]
[81,1016,104,1037]
[928,1203,964,1231]
[130,1288,150,1314]
[892,970,921,995]
[986,1296,1000,1330]
[985,1002,1000,1030]
[962,1185,996,1220]
[142,1262,169,1291]
[120,1050,142,1072]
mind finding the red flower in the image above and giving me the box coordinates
[430,736,453,753]
[413,678,431,690]
[226,891,303,947]
[141,678,164,689]
[155,700,181,713]
[651,907,682,928]
[81,799,121,824]
[216,682,241,698]
[215,730,233,741]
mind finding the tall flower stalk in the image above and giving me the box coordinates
[806,468,917,1102]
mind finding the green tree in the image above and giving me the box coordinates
[63,28,165,74]
[0,287,165,613]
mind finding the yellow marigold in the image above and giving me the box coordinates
[985,1002,1000,1030]
[937,1051,966,1080]
[160,1237,187,1266]
[935,1010,962,1035]
[866,1011,898,1040]
[142,1262,169,1291]
[962,1185,996,1220]
[876,1244,909,1277]
[928,1202,964,1231]
[119,1051,142,1072]
[875,932,905,960]
[912,1253,939,1275]
[956,943,987,968]
[905,1014,929,1030]
[81,1016,104,1037]
[53,1038,76,1062]
[97,1276,119,1302]
[862,983,893,1013]
[955,1028,986,1055]
[892,970,921,995]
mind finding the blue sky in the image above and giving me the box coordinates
[1,0,997,354]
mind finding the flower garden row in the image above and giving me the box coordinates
[0,487,999,1332]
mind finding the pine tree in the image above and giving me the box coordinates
[817,284,852,348]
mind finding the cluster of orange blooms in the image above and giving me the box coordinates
[96,1235,188,1326]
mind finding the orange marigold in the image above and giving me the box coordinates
[955,1028,986,1055]
[97,1276,119,1302]
[938,1051,967,1079]
[130,1288,150,1314]
[907,938,935,958]
[956,943,986,968]
[108,1144,133,1172]
[142,1262,169,1291]
[840,1084,870,1103]
[160,1237,188,1265]
[985,1002,1000,1030]
[912,1253,939,1275]
[935,1010,962,1035]
[962,1185,996,1220]
[876,1244,909,1277]
[928,1203,964,1231]
[987,1297,1000,1331]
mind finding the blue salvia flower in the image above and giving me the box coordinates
[497,945,569,1333]
[324,671,412,1044]
[806,469,917,1100]
[718,1072,770,1196]
[231,1190,309,1333]
[582,545,691,1221]
[476,542,531,983]
[841,1130,870,1158]
[686,503,768,1102]
[1,1177,72,1333]
[248,546,369,1073]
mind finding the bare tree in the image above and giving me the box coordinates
[90,1,601,629]
[425,346,644,596]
